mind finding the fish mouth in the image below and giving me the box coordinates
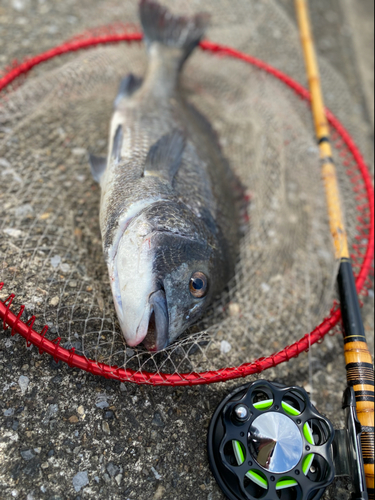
[142,289,169,352]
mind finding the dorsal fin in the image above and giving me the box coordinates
[144,130,186,184]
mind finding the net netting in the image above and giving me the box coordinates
[0,0,373,385]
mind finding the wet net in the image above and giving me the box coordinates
[0,0,373,385]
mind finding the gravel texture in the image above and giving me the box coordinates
[0,1,373,500]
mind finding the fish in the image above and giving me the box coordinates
[90,0,241,352]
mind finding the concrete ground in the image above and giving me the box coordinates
[0,1,373,500]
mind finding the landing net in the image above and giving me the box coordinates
[0,0,373,385]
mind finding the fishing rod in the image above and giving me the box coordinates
[295,0,374,497]
[207,2,374,499]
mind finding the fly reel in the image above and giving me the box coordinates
[208,380,335,500]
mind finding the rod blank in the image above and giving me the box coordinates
[295,0,374,496]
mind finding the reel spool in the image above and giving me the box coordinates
[208,380,335,500]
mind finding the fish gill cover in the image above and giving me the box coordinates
[0,0,372,381]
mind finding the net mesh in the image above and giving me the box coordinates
[0,0,373,383]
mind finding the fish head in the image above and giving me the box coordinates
[151,232,218,350]
[110,212,223,352]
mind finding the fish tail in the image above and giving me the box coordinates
[139,0,209,69]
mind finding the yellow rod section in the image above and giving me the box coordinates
[295,0,349,260]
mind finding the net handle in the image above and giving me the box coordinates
[0,32,373,386]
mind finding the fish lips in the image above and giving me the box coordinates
[111,224,172,351]
[121,288,169,352]
[143,289,169,352]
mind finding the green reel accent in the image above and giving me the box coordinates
[303,422,315,445]
[234,440,299,492]
[232,440,245,465]
[302,454,315,476]
[282,401,302,416]
[253,399,304,418]
[302,422,315,476]
[253,399,273,411]
[245,470,268,489]
[276,478,299,490]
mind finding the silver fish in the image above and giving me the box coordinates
[90,0,240,351]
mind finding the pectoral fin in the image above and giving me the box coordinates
[89,154,107,183]
[112,125,123,162]
[144,130,186,184]
[90,125,123,183]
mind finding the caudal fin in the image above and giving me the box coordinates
[139,0,209,63]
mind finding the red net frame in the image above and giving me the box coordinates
[0,30,374,386]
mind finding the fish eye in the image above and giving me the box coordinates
[189,272,208,298]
